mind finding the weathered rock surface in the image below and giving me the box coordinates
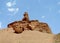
[8,12,52,33]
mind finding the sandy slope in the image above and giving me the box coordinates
[0,28,55,43]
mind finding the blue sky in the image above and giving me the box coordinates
[0,0,60,34]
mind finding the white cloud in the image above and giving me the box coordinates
[8,8,15,12]
[6,1,16,7]
[8,8,19,12]
[8,8,19,16]
[41,16,46,19]
[57,2,60,5]
[16,8,19,12]
[0,22,2,28]
[13,8,19,15]
[6,1,19,15]
[6,2,12,7]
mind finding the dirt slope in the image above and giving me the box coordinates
[0,28,54,43]
[55,33,60,43]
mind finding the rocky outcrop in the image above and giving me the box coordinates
[7,12,52,34]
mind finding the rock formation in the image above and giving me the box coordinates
[22,12,29,21]
[7,12,52,33]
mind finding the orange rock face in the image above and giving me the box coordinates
[7,12,52,34]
